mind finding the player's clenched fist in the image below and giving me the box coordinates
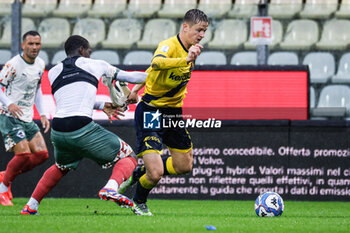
[186,44,203,63]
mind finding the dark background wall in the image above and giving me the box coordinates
[1,120,349,201]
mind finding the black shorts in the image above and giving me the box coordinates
[135,101,192,157]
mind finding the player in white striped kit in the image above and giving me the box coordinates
[0,31,50,206]
[21,35,147,215]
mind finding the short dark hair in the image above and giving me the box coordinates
[184,9,209,25]
[22,31,40,41]
[64,35,90,56]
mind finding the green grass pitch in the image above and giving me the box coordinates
[1,198,349,233]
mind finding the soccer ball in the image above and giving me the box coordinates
[255,192,284,217]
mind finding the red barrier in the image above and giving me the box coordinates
[35,67,309,120]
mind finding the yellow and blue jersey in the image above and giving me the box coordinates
[142,34,193,108]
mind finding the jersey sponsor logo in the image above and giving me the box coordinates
[62,72,79,79]
[145,141,152,148]
[143,136,161,144]
[143,136,161,149]
[17,100,31,107]
[169,72,190,81]
[159,45,170,53]
[143,110,161,129]
[16,129,25,139]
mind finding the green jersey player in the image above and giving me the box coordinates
[0,31,50,206]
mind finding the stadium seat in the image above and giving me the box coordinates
[125,0,162,18]
[197,0,232,18]
[87,0,126,18]
[51,50,66,65]
[0,49,11,64]
[335,0,350,18]
[299,0,338,19]
[196,51,227,65]
[310,86,316,109]
[227,0,259,19]
[316,19,350,50]
[38,50,49,64]
[38,18,70,48]
[208,19,247,49]
[303,52,335,84]
[332,53,350,83]
[230,52,257,65]
[313,85,350,117]
[0,17,36,47]
[137,19,176,49]
[72,18,105,47]
[123,51,153,65]
[268,0,302,19]
[267,52,299,65]
[244,20,282,50]
[0,0,14,17]
[90,50,120,65]
[279,20,319,50]
[102,18,141,49]
[52,0,91,18]
[158,0,197,18]
[22,0,57,17]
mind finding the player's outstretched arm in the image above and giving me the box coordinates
[102,63,147,108]
[115,70,147,84]
[35,85,50,133]
[0,85,23,118]
[127,83,145,104]
[0,65,24,118]
[151,44,203,70]
[40,115,50,133]
[102,102,125,123]
[93,60,147,84]
[151,56,188,71]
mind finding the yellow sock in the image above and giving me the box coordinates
[165,157,178,175]
[139,174,155,189]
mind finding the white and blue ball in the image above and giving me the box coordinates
[255,192,284,217]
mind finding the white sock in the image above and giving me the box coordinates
[27,197,39,210]
[0,182,8,193]
[104,179,119,191]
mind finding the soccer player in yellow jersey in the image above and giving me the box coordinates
[123,9,209,216]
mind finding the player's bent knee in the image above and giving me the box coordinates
[147,169,163,183]
[173,158,193,174]
[174,162,193,174]
[186,161,194,173]
[149,172,163,182]
[173,151,193,174]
